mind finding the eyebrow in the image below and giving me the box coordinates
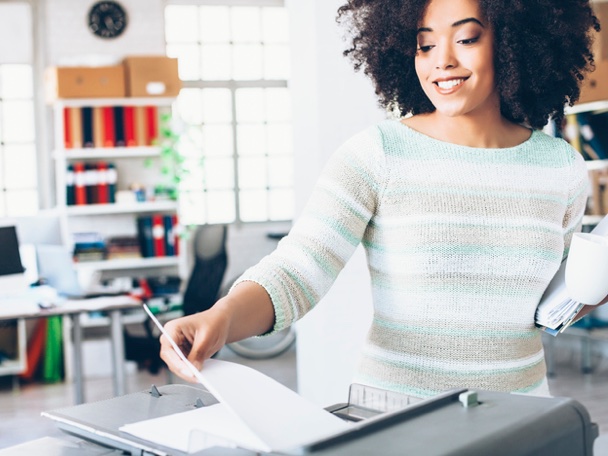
[417,17,485,34]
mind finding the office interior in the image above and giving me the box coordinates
[0,0,608,454]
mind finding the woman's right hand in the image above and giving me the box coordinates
[159,281,276,382]
[159,304,231,382]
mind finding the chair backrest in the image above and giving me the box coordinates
[182,224,228,316]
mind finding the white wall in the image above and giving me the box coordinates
[44,0,166,66]
[287,0,386,406]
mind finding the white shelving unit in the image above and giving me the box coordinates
[51,97,186,278]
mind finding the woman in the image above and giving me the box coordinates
[161,0,599,398]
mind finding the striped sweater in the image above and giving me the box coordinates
[236,119,589,398]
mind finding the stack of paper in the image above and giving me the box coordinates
[535,215,608,335]
[127,306,352,454]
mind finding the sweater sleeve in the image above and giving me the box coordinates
[562,148,589,261]
[232,125,387,332]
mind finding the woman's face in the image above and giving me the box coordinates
[414,0,499,119]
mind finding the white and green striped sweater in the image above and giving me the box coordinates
[236,119,589,398]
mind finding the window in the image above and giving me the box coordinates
[165,1,293,225]
[0,2,37,217]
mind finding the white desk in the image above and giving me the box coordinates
[0,293,142,404]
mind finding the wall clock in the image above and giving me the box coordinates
[88,1,128,39]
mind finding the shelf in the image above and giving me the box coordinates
[585,159,608,171]
[565,100,608,115]
[74,256,180,271]
[0,358,26,376]
[53,97,175,108]
[64,201,178,215]
[53,146,162,160]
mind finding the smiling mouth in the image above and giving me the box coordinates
[434,78,467,90]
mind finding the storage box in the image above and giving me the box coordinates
[45,65,126,100]
[123,56,181,98]
[578,2,608,104]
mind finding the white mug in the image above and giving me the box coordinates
[565,232,608,305]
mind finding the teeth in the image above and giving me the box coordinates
[437,79,464,89]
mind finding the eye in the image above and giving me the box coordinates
[458,36,480,45]
[417,45,434,53]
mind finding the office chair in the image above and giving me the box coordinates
[182,224,228,317]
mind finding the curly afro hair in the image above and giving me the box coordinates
[337,0,600,129]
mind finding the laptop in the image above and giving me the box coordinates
[36,244,121,298]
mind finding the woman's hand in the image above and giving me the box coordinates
[159,304,231,382]
[159,281,276,382]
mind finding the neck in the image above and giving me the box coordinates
[419,110,528,149]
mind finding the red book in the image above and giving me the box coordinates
[73,162,87,205]
[102,106,115,147]
[145,106,158,145]
[123,106,136,147]
[97,161,109,204]
[172,214,179,256]
[152,214,166,257]
[63,107,72,148]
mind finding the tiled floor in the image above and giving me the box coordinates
[0,337,607,452]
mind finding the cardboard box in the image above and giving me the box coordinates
[45,65,126,100]
[123,56,181,97]
[579,2,608,104]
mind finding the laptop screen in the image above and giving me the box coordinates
[0,225,24,276]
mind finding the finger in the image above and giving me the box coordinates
[160,346,197,382]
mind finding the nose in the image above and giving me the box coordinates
[434,43,457,70]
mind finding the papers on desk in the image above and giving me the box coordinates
[120,358,351,454]
[536,214,608,335]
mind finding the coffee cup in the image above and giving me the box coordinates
[565,232,608,305]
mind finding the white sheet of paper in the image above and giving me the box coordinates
[136,305,351,453]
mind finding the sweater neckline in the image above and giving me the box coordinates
[389,119,537,153]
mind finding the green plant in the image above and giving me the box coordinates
[146,111,186,201]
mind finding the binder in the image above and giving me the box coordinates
[63,107,72,149]
[124,106,136,147]
[113,106,126,147]
[107,163,117,203]
[134,106,148,146]
[93,107,105,148]
[84,163,98,204]
[172,214,179,256]
[66,164,75,206]
[97,161,109,204]
[151,214,166,257]
[136,216,154,258]
[81,106,94,148]
[145,106,158,145]
[163,215,175,256]
[73,162,87,205]
[70,107,83,149]
[103,106,115,147]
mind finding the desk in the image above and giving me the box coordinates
[0,294,142,404]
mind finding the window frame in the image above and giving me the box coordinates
[165,0,292,225]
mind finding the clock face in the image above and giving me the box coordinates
[88,1,128,39]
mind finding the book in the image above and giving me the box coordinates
[65,164,75,206]
[92,107,105,148]
[136,216,154,258]
[73,162,87,205]
[113,106,126,147]
[81,106,94,148]
[536,214,608,335]
[163,214,175,256]
[70,107,83,149]
[123,106,136,147]
[63,107,72,148]
[102,106,115,147]
[151,214,166,257]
